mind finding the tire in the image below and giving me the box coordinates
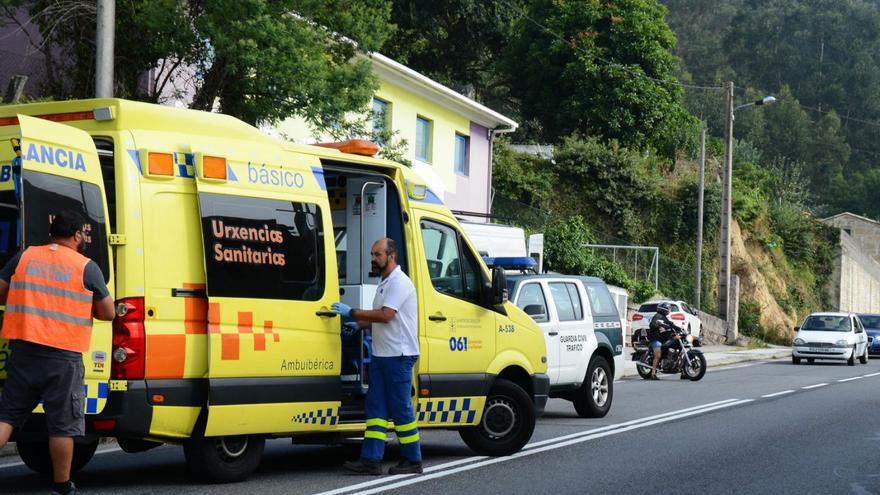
[184,435,265,483]
[17,438,98,475]
[573,356,612,418]
[636,354,653,379]
[459,378,535,456]
[848,346,856,366]
[792,356,801,364]
[860,345,869,364]
[683,351,707,381]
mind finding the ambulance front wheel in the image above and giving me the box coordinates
[16,438,98,475]
[459,378,535,456]
[183,434,265,483]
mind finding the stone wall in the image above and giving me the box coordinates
[833,233,880,313]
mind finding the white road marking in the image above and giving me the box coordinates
[863,372,880,377]
[343,400,755,495]
[0,446,122,470]
[802,383,828,390]
[839,376,863,382]
[762,390,795,398]
[312,399,750,495]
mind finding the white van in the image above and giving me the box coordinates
[508,275,625,417]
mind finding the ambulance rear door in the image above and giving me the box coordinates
[0,115,114,415]
[191,144,342,436]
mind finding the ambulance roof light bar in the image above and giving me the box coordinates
[483,256,538,273]
[0,106,115,127]
[314,139,380,157]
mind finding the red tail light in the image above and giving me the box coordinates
[670,313,686,321]
[632,314,644,321]
[92,419,117,431]
[111,297,145,380]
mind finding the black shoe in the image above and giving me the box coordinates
[51,481,79,495]
[344,459,382,475]
[388,459,423,475]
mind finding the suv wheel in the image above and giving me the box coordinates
[573,356,612,418]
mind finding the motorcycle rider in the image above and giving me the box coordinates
[647,302,679,379]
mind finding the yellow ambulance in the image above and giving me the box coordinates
[0,99,548,482]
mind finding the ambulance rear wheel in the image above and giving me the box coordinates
[184,434,265,483]
[459,378,535,456]
[17,438,98,475]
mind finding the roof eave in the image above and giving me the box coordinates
[363,52,518,132]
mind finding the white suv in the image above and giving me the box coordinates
[631,300,702,337]
[508,275,625,418]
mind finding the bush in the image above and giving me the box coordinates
[544,215,655,301]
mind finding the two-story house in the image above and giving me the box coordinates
[273,53,517,221]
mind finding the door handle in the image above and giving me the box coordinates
[428,314,447,322]
[548,331,559,336]
[315,311,338,318]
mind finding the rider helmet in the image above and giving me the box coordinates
[656,302,672,316]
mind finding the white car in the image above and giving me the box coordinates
[630,300,702,336]
[508,275,625,418]
[792,312,869,365]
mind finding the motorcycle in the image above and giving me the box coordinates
[631,326,707,381]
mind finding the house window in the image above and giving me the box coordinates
[372,98,390,144]
[415,116,432,163]
[454,133,469,175]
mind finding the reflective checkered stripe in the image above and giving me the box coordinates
[292,407,338,425]
[84,380,109,414]
[34,380,109,415]
[416,397,480,425]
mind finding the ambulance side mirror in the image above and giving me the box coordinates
[490,267,508,306]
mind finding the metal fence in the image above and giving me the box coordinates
[584,244,660,291]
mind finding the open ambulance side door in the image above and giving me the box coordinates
[0,115,114,415]
[190,143,342,436]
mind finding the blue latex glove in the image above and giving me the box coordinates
[331,301,353,319]
[342,322,360,337]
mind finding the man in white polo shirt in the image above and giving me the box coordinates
[332,238,422,475]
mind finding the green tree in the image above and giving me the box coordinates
[504,0,696,154]
[2,0,393,127]
[382,0,522,112]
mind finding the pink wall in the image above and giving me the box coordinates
[444,122,491,218]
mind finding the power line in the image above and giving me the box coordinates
[499,0,724,92]
[800,104,880,129]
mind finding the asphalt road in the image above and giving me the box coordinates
[3,358,880,494]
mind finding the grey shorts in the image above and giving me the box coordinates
[0,345,85,437]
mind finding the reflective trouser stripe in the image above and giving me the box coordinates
[398,432,420,444]
[366,418,388,428]
[395,419,419,444]
[364,430,387,441]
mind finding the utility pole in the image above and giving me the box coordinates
[718,81,734,320]
[695,124,706,310]
[95,0,115,98]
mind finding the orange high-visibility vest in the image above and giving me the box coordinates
[2,244,94,353]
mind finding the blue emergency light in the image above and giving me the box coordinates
[483,256,538,272]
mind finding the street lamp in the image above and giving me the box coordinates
[717,83,775,342]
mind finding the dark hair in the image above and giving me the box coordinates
[383,238,397,256]
[50,210,86,239]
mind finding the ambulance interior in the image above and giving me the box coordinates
[323,163,408,420]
